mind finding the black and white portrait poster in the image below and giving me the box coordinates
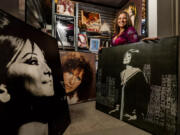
[96,36,179,135]
[60,51,96,104]
[0,10,70,135]
[56,15,74,47]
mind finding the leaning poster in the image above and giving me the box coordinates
[0,9,70,135]
[96,36,180,135]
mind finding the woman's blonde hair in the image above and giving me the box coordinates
[114,11,132,34]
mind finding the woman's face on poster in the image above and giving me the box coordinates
[123,52,132,65]
[7,40,54,96]
[63,68,84,94]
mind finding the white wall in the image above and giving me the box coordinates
[148,0,179,37]
[148,0,157,37]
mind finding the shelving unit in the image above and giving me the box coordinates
[51,0,115,52]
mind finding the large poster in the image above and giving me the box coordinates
[60,51,96,104]
[96,37,179,135]
[56,15,74,47]
[0,10,70,135]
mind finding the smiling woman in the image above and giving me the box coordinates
[112,11,139,46]
[0,35,55,135]
[61,52,93,104]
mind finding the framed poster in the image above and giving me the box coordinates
[56,15,74,47]
[81,10,101,32]
[0,9,70,135]
[96,36,180,135]
[89,38,100,52]
[56,0,74,16]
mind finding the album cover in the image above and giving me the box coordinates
[60,51,96,104]
[96,36,179,135]
[56,0,74,16]
[78,32,88,48]
[56,15,74,47]
[0,9,70,135]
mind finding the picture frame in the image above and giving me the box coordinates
[89,38,100,52]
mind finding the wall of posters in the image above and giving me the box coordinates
[96,36,179,135]
[81,10,101,32]
[60,51,96,104]
[0,9,70,135]
[56,15,74,47]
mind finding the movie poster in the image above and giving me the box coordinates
[0,10,70,135]
[121,0,142,35]
[96,37,179,135]
[60,51,96,104]
[81,10,101,32]
[56,15,74,47]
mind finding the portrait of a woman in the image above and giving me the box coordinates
[0,35,57,135]
[0,10,70,135]
[112,11,139,46]
[119,49,151,121]
[60,52,94,104]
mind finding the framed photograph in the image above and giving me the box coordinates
[89,38,100,52]
[81,10,101,32]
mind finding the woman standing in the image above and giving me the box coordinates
[112,11,139,46]
[119,49,150,121]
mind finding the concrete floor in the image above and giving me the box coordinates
[64,101,152,135]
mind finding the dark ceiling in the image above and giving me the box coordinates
[74,0,129,8]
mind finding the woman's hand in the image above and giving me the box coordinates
[142,37,159,41]
[124,113,137,121]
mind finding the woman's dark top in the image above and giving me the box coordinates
[112,26,139,46]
